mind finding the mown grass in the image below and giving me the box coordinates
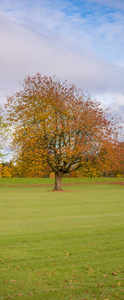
[0,176,124,187]
[0,178,124,299]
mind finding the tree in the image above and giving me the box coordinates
[95,141,124,177]
[5,74,120,190]
[14,136,51,178]
[73,141,124,178]
[2,165,12,178]
[0,107,8,160]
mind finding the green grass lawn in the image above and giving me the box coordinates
[0,178,124,300]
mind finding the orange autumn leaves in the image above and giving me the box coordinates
[5,73,123,179]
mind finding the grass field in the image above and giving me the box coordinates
[0,178,124,300]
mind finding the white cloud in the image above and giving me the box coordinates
[96,92,124,141]
[0,0,124,111]
[96,93,124,106]
[113,94,124,106]
[0,0,124,160]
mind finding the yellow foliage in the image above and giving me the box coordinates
[50,172,55,178]
[116,173,123,178]
[0,164,2,178]
[2,166,12,178]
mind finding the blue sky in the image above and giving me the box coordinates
[0,0,124,160]
[0,0,124,110]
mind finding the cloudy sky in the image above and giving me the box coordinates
[0,0,124,113]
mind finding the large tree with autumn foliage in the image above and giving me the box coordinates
[5,74,121,190]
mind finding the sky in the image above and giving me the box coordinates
[0,0,124,151]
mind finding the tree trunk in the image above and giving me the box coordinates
[53,171,63,191]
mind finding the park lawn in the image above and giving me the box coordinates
[0,178,124,300]
[0,176,124,188]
